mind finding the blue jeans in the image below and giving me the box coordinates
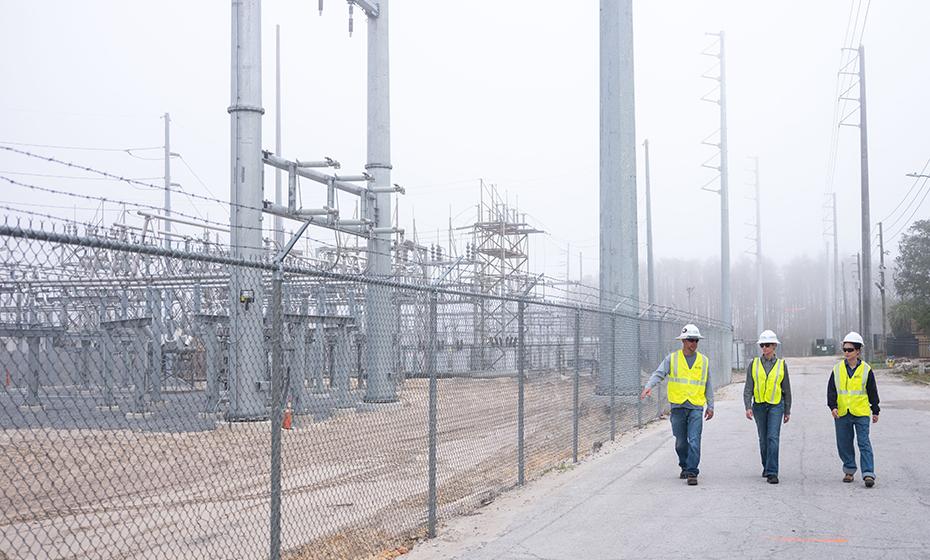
[670,408,704,476]
[834,414,875,478]
[752,402,784,476]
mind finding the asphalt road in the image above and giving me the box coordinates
[405,356,930,560]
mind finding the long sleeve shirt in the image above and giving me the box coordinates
[644,352,714,411]
[826,359,880,415]
[743,356,792,415]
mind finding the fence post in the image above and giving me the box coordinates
[636,320,643,429]
[517,300,526,485]
[572,308,580,463]
[427,291,438,537]
[610,315,616,441]
[269,264,284,560]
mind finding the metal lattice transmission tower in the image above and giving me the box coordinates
[469,182,542,371]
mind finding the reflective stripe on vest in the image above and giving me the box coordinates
[834,361,871,417]
[752,357,784,405]
[667,350,708,406]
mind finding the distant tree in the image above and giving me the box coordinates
[893,220,930,331]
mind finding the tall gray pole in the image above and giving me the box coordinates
[826,239,834,339]
[269,265,283,560]
[644,139,655,308]
[719,32,732,373]
[841,260,849,335]
[878,221,887,356]
[598,0,639,396]
[856,252,862,334]
[364,0,397,402]
[228,0,266,419]
[754,156,762,334]
[832,192,839,341]
[274,24,284,249]
[163,112,171,250]
[857,45,873,359]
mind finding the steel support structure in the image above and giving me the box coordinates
[227,0,266,419]
[598,0,640,396]
[363,0,397,402]
[857,45,873,359]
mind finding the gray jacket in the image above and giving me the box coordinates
[645,351,714,411]
[743,356,791,415]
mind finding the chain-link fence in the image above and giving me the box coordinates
[0,225,731,559]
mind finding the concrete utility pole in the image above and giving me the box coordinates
[753,156,762,334]
[857,45,873,359]
[826,240,834,340]
[274,24,284,249]
[832,192,839,341]
[163,113,171,250]
[364,0,397,403]
[824,193,835,341]
[841,260,849,335]
[877,221,887,356]
[701,31,732,373]
[856,253,863,334]
[719,32,732,372]
[644,139,655,309]
[598,0,639,396]
[228,0,266,420]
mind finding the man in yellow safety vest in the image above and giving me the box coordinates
[640,324,714,486]
[828,331,880,487]
[744,329,791,484]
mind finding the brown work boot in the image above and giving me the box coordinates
[687,474,698,486]
[843,473,854,483]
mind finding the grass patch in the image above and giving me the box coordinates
[899,370,930,385]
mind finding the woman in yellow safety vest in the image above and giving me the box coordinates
[828,331,880,488]
[744,329,791,484]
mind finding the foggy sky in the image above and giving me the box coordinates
[1,1,928,283]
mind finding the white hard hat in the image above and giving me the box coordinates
[756,329,780,345]
[676,324,704,340]
[842,331,864,346]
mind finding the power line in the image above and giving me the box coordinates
[886,177,930,243]
[0,174,401,263]
[0,170,162,182]
[0,174,253,236]
[176,155,224,210]
[876,156,930,225]
[0,140,161,153]
[0,145,263,216]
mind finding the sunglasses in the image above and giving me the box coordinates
[759,343,775,348]
[684,338,700,343]
[842,347,857,353]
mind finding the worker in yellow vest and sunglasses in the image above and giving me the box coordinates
[640,324,714,486]
[744,330,791,484]
[828,332,880,487]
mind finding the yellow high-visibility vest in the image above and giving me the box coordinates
[834,360,872,417]
[667,350,707,406]
[752,357,784,405]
